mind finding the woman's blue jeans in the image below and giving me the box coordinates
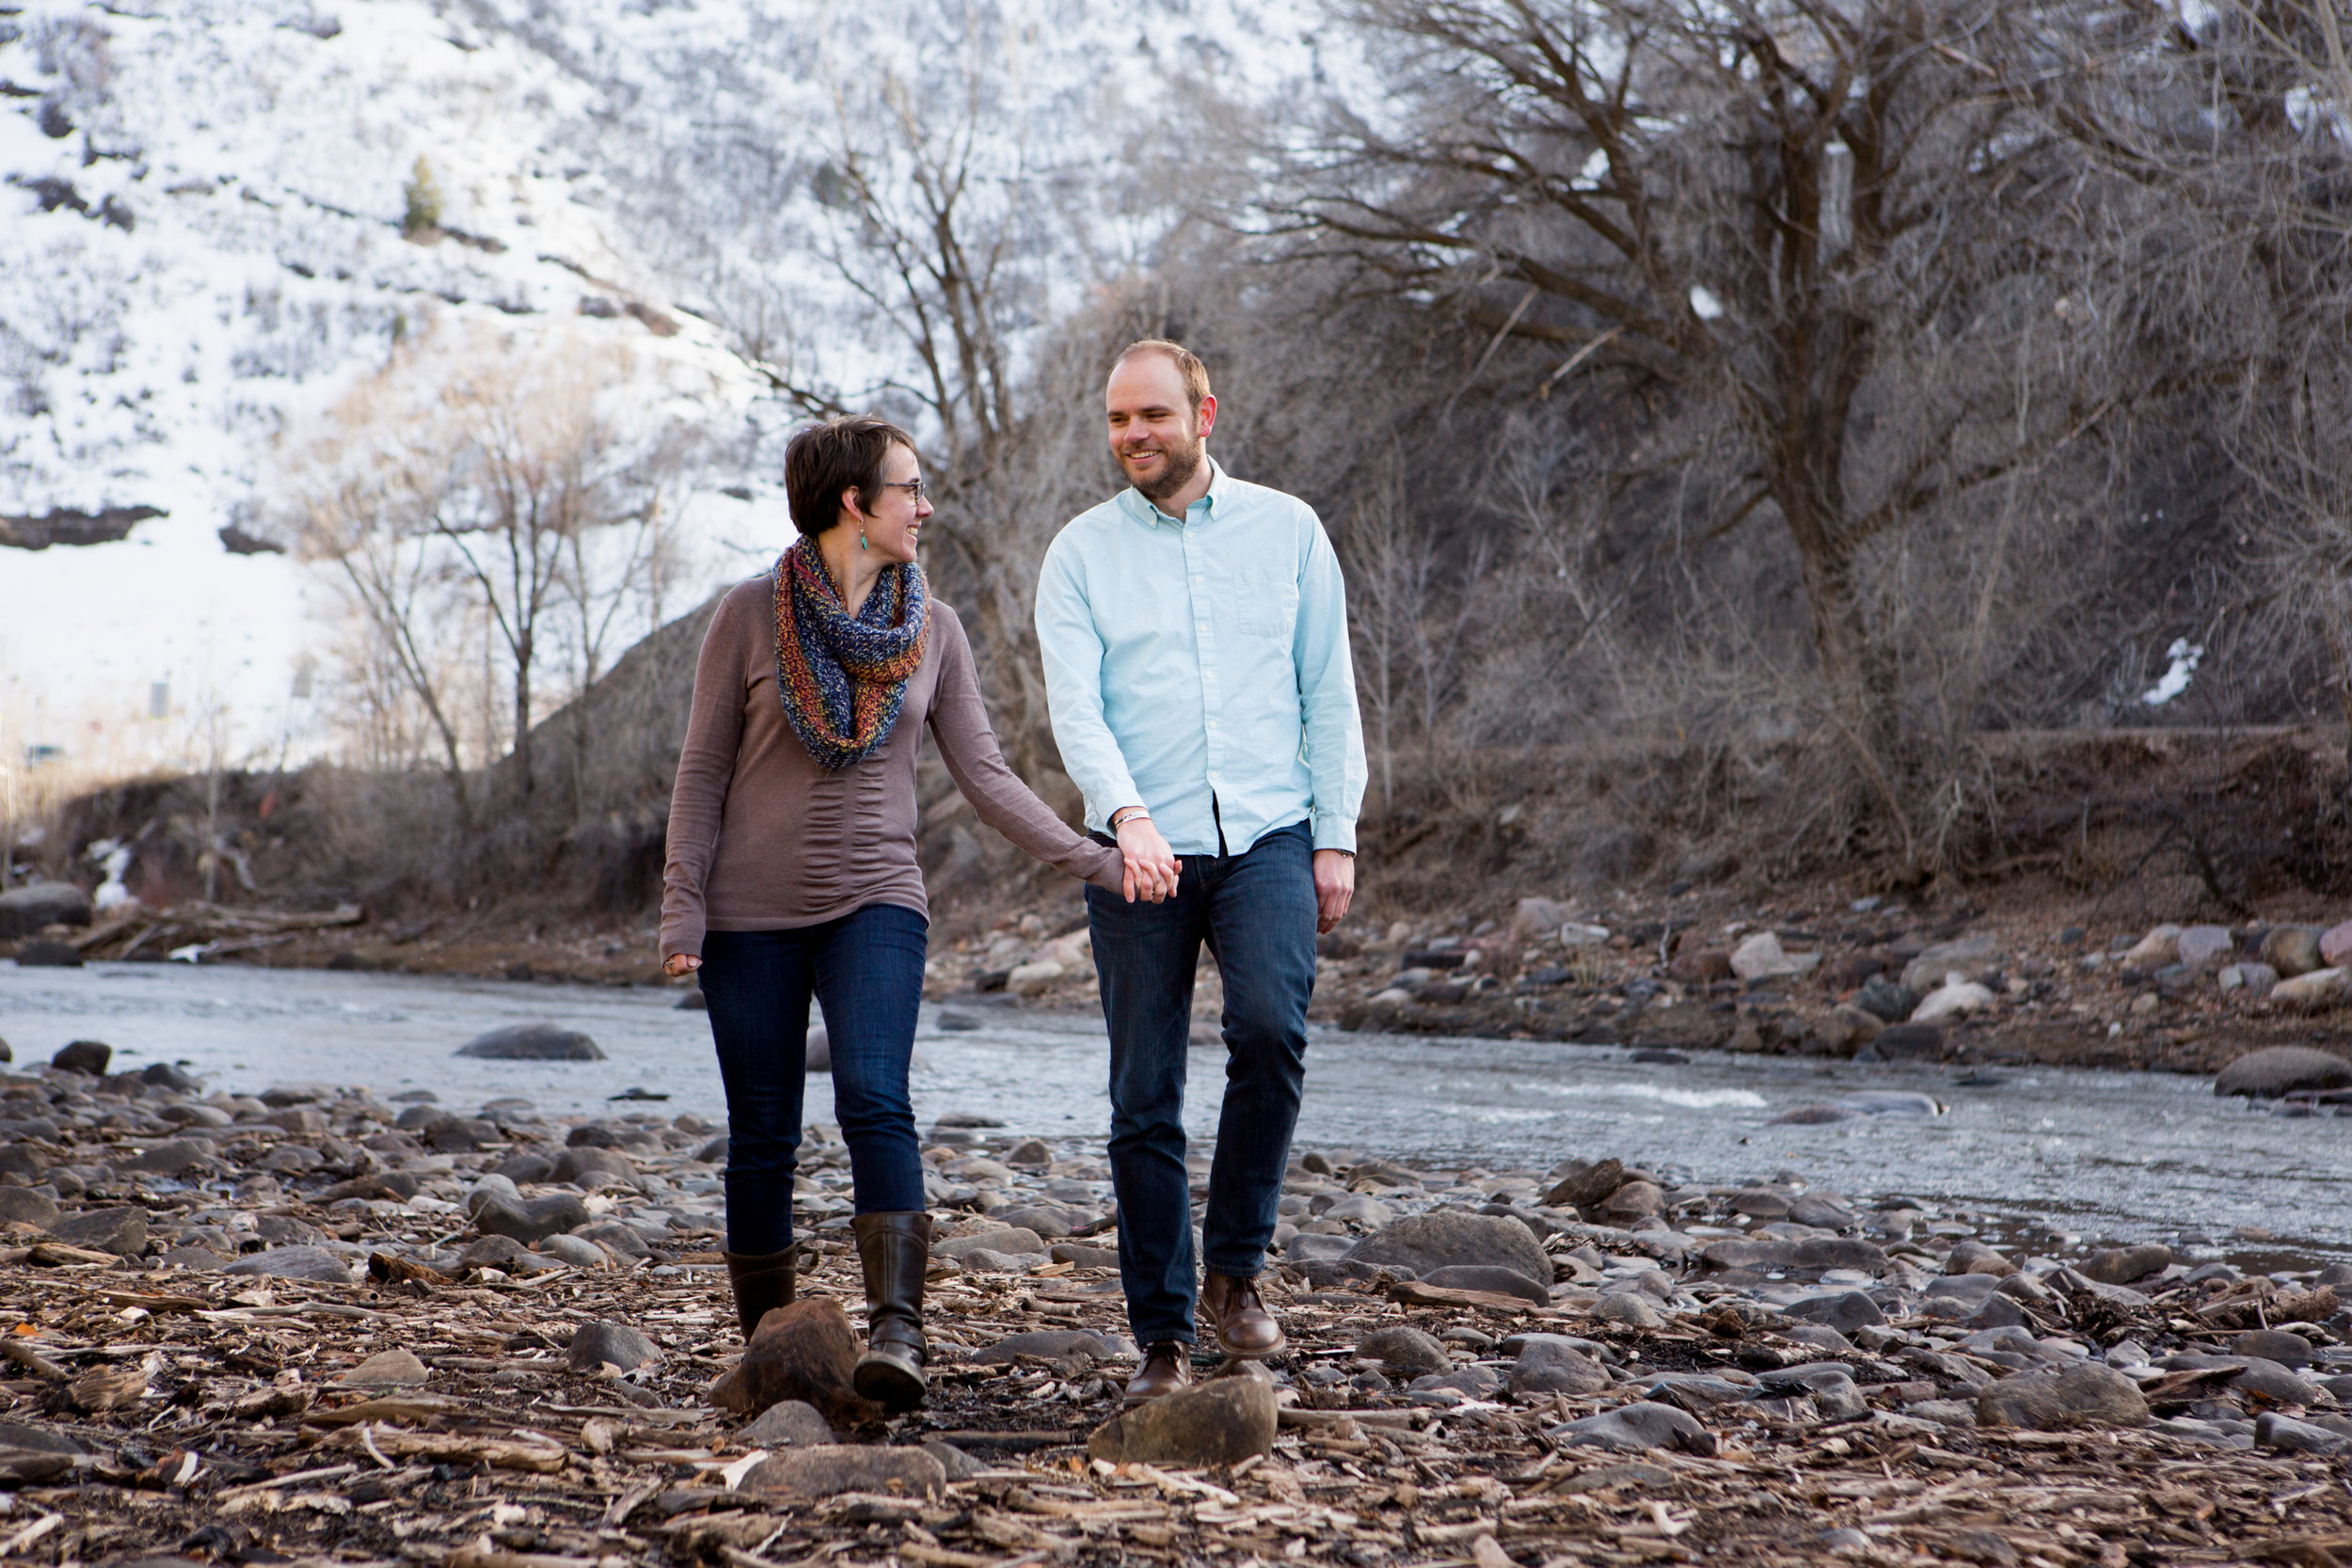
[698,904,929,1256]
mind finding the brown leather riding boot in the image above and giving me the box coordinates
[851,1212,931,1414]
[1125,1341,1192,1403]
[724,1248,797,1340]
[1200,1271,1286,1357]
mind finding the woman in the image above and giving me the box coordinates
[660,414,1175,1414]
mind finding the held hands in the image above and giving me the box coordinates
[1312,848,1355,935]
[1116,813,1182,903]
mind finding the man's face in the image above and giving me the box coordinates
[1105,355,1212,504]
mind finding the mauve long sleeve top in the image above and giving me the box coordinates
[659,575,1121,959]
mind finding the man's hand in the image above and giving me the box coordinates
[1312,849,1355,934]
[1117,813,1182,903]
[664,954,701,979]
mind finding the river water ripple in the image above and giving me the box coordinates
[2,961,2345,1259]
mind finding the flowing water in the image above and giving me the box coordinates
[3,961,2348,1259]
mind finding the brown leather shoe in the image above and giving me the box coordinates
[1125,1341,1192,1402]
[1201,1271,1287,1357]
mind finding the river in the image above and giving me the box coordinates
[3,961,2347,1260]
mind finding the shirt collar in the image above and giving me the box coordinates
[1119,456,1226,529]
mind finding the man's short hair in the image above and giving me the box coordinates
[783,414,916,538]
[1112,339,1212,413]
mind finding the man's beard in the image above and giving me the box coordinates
[1121,425,1205,504]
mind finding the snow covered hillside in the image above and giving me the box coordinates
[0,0,1328,777]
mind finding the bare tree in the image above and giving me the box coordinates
[287,443,477,830]
[283,319,698,825]
[1279,0,2138,863]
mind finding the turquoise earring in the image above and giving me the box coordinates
[859,528,869,552]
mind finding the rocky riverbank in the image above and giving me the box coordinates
[0,1037,2342,1562]
[945,899,2352,1083]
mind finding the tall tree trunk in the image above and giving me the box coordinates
[513,633,534,800]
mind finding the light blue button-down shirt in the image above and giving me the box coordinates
[1035,459,1367,858]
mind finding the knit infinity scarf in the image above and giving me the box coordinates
[771,535,930,771]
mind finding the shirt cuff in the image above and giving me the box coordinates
[1311,815,1357,854]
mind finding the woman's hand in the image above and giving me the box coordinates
[1117,815,1182,903]
[664,953,702,978]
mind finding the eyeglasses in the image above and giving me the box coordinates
[877,478,928,502]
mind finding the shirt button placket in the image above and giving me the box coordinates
[1187,522,1221,793]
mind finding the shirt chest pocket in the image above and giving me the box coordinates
[1235,572,1298,641]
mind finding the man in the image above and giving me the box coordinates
[1036,339,1366,1402]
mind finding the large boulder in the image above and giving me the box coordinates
[0,882,93,939]
[456,1023,605,1061]
[2215,1046,2352,1099]
[1343,1212,1550,1285]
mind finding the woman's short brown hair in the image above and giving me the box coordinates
[784,415,917,537]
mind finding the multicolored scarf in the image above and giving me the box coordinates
[771,536,930,771]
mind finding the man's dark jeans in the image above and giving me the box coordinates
[699,905,929,1256]
[1086,819,1317,1347]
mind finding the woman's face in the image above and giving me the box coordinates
[847,442,931,565]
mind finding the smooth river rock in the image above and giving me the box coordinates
[1343,1212,1551,1284]
[50,1040,110,1076]
[2214,1046,2352,1098]
[224,1245,356,1283]
[0,882,93,938]
[2269,971,2351,1013]
[48,1207,147,1256]
[741,1445,945,1500]
[455,1023,606,1061]
[1976,1363,2150,1430]
[569,1322,662,1373]
[2263,926,2325,976]
[473,1194,592,1245]
[1087,1377,1277,1466]
[709,1297,877,1428]
[740,1401,835,1449]
[1358,1325,1450,1376]
[1549,1401,1716,1455]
